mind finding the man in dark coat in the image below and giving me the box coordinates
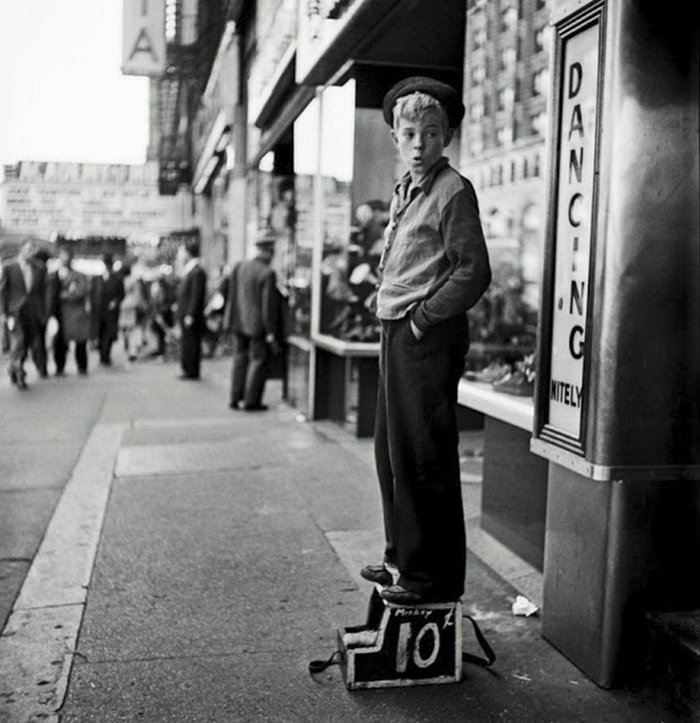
[176,238,207,379]
[90,253,125,366]
[0,239,48,388]
[223,229,281,411]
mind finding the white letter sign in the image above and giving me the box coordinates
[122,0,166,77]
[547,20,601,440]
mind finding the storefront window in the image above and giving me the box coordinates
[290,96,321,338]
[316,79,388,343]
[251,157,296,340]
[318,80,356,338]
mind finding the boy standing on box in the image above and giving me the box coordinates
[361,77,491,605]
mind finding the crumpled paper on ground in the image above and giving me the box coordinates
[511,594,539,617]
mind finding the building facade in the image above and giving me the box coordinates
[0,161,189,246]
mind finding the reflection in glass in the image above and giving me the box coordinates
[289,96,320,337]
[317,79,389,342]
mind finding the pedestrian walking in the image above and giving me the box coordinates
[90,253,125,366]
[223,229,281,411]
[32,246,51,375]
[361,77,491,605]
[176,238,207,380]
[0,239,48,389]
[147,273,175,359]
[48,247,91,376]
[118,266,146,362]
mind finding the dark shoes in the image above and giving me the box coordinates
[379,585,425,605]
[231,401,268,411]
[9,368,27,390]
[379,584,459,605]
[360,563,458,605]
[360,565,393,587]
[177,373,199,380]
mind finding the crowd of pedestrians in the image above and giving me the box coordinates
[0,239,182,390]
[0,235,284,413]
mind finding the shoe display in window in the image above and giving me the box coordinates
[492,354,536,397]
[465,360,511,384]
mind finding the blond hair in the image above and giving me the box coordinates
[392,92,450,133]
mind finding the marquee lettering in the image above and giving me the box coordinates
[569,281,585,316]
[568,62,582,98]
[569,147,583,184]
[128,27,159,62]
[568,325,585,359]
[568,104,584,139]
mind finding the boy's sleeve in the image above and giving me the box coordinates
[411,179,491,333]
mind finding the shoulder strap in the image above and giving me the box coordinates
[462,614,496,668]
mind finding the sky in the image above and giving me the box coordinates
[0,0,150,169]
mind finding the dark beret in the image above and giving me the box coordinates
[382,76,465,128]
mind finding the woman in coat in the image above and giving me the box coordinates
[49,247,91,375]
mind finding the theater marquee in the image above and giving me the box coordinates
[535,3,604,455]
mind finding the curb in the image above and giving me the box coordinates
[0,423,126,722]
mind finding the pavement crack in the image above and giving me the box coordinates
[115,464,286,480]
[14,602,85,613]
[83,648,307,665]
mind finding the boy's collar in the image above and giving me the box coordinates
[396,156,450,196]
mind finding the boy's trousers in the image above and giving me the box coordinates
[375,313,469,599]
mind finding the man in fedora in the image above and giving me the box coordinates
[223,228,281,411]
[176,238,208,379]
[0,239,48,389]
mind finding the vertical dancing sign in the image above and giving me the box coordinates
[547,20,601,441]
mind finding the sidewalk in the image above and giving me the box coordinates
[0,352,692,721]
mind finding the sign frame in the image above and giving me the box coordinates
[533,0,606,457]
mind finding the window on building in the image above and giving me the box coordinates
[532,111,547,138]
[532,68,549,96]
[471,64,486,85]
[523,157,529,178]
[499,47,516,71]
[510,160,517,182]
[471,101,485,121]
[473,26,487,49]
[501,7,517,32]
[534,25,550,53]
[533,154,541,177]
[496,125,513,146]
[497,88,513,110]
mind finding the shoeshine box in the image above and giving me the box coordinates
[338,590,462,689]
